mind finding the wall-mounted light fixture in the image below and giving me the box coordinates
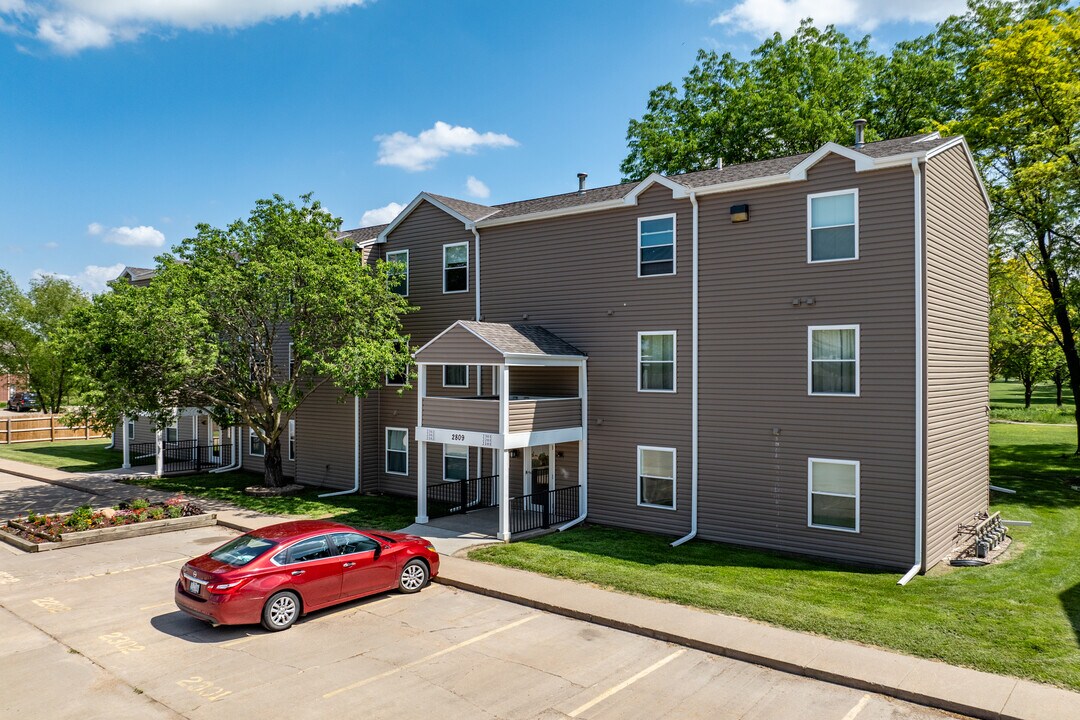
[509,449,520,458]
[730,204,750,223]
[556,451,564,459]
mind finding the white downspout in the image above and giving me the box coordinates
[121,414,130,468]
[672,191,699,547]
[320,396,361,497]
[154,428,164,477]
[209,425,242,473]
[899,157,925,586]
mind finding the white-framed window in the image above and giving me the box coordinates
[807,189,858,262]
[638,214,676,277]
[249,428,265,457]
[386,427,408,475]
[808,458,860,532]
[808,325,859,396]
[444,364,469,388]
[126,419,135,440]
[638,331,676,392]
[443,242,469,293]
[444,444,469,481]
[288,342,295,378]
[165,417,179,444]
[288,419,296,461]
[386,249,409,296]
[637,446,676,510]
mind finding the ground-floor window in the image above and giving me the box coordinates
[386,428,408,475]
[288,419,296,461]
[637,446,675,509]
[249,428,265,457]
[166,417,179,444]
[444,444,469,481]
[808,458,859,532]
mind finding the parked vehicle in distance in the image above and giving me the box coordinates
[6,392,37,412]
[174,519,439,631]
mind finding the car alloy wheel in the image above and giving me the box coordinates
[262,591,299,631]
[398,559,428,593]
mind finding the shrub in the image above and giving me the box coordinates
[147,507,165,521]
[166,505,182,519]
[130,498,150,510]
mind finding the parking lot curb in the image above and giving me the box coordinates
[435,556,1079,720]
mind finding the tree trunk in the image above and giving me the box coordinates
[1036,229,1080,453]
[1023,375,1034,409]
[1054,367,1064,406]
[263,437,285,488]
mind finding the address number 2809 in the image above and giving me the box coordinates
[450,433,466,441]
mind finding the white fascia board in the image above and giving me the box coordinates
[504,427,583,449]
[503,354,586,366]
[377,192,476,243]
[623,173,690,205]
[924,136,992,211]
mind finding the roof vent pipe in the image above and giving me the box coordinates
[577,173,588,194]
[854,118,867,149]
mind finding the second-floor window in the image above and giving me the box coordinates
[809,325,859,396]
[638,214,675,276]
[386,249,409,296]
[443,242,469,293]
[808,189,858,262]
[639,331,676,392]
[444,365,469,388]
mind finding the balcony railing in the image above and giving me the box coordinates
[509,484,580,534]
[427,475,499,517]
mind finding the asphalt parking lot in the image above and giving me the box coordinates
[0,526,966,720]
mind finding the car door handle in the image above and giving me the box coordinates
[291,570,305,576]
[342,562,356,568]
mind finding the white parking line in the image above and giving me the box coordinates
[220,635,260,648]
[840,694,871,720]
[567,649,686,718]
[322,613,540,699]
[67,557,186,583]
[140,601,175,611]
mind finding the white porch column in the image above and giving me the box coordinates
[154,428,164,476]
[121,415,130,469]
[416,441,428,524]
[498,363,511,541]
[578,360,588,516]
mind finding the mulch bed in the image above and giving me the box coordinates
[4,497,204,544]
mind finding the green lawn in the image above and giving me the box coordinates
[991,379,1075,423]
[0,439,120,473]
[471,422,1080,690]
[122,471,417,531]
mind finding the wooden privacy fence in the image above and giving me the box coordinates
[0,415,108,444]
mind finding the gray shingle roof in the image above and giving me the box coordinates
[338,133,955,236]
[340,224,387,245]
[120,266,156,281]
[459,321,585,357]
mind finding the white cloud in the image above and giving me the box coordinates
[33,262,126,293]
[91,224,165,247]
[712,0,971,35]
[465,176,490,200]
[360,201,404,228]
[43,241,58,249]
[0,0,371,53]
[375,121,518,172]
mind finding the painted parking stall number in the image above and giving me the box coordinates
[98,631,145,654]
[32,597,71,613]
[177,676,232,702]
[0,571,19,585]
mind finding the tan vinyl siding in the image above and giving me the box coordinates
[290,383,355,489]
[480,184,693,536]
[697,154,917,568]
[415,325,502,365]
[509,366,579,396]
[923,144,990,568]
[508,399,581,433]
[425,364,483,398]
[423,397,499,432]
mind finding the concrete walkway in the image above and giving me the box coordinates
[2,457,1075,720]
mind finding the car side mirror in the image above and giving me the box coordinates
[373,544,382,559]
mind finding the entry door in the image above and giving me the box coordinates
[524,445,554,511]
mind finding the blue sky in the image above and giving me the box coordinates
[0,0,972,292]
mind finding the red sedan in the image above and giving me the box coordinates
[174,520,439,631]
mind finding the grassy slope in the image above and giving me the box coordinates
[472,423,1080,689]
[123,471,416,531]
[0,439,119,473]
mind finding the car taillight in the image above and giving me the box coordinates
[207,578,250,594]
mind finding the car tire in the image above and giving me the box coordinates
[398,559,428,593]
[261,591,300,631]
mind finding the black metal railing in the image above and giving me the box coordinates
[427,475,499,518]
[509,484,580,534]
[126,440,231,474]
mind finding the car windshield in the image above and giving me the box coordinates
[209,535,278,567]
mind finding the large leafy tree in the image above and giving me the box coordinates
[0,272,90,413]
[71,194,414,487]
[948,3,1080,448]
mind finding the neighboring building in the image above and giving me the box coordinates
[121,128,991,574]
[1,373,26,401]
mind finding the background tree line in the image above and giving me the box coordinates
[624,0,1080,447]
